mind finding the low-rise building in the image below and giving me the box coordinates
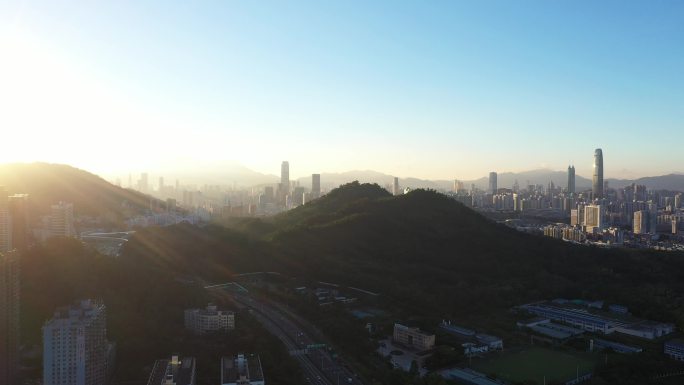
[393,323,435,351]
[591,339,642,354]
[221,354,265,385]
[664,339,684,361]
[184,303,235,335]
[146,355,196,385]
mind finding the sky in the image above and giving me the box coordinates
[1,1,682,180]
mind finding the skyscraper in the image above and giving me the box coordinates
[392,177,400,196]
[0,250,20,385]
[311,174,321,198]
[567,165,576,194]
[281,161,290,195]
[488,172,498,195]
[50,202,76,238]
[9,194,29,251]
[584,204,604,233]
[43,300,112,385]
[592,149,604,199]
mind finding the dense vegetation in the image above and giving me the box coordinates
[19,238,304,385]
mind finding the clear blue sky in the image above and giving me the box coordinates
[1,1,682,180]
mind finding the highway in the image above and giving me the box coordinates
[230,293,364,385]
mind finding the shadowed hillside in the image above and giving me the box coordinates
[0,163,155,222]
[124,182,684,327]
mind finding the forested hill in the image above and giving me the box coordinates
[124,182,684,327]
[0,163,153,221]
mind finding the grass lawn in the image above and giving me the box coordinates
[472,347,597,384]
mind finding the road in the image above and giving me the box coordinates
[230,293,364,385]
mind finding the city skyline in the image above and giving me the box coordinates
[1,1,683,179]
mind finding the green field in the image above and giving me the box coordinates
[473,347,597,384]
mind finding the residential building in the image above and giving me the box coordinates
[584,205,604,233]
[664,339,684,361]
[184,303,235,334]
[0,187,10,252]
[146,355,196,385]
[0,250,20,385]
[8,194,30,250]
[393,323,435,351]
[43,300,113,385]
[50,202,76,238]
[221,354,265,385]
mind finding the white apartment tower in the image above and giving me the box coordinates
[43,300,111,385]
[50,202,76,238]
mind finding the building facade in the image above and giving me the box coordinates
[488,172,498,195]
[0,250,20,385]
[184,304,235,334]
[50,202,76,238]
[0,187,11,252]
[221,354,265,385]
[43,300,112,385]
[311,174,321,199]
[146,355,196,385]
[393,323,435,351]
[665,340,684,361]
[567,165,576,194]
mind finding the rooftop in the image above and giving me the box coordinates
[221,354,264,383]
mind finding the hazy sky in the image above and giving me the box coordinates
[1,1,682,180]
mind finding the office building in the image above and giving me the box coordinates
[665,340,684,361]
[280,161,290,195]
[0,187,10,252]
[0,250,20,385]
[311,174,321,199]
[393,323,435,351]
[567,165,575,194]
[488,172,497,194]
[221,354,265,385]
[584,205,604,233]
[146,355,196,385]
[676,193,682,209]
[592,149,604,199]
[8,194,30,250]
[184,303,235,335]
[43,300,112,385]
[50,202,76,238]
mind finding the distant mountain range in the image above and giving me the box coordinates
[295,169,684,192]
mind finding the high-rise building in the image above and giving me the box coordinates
[50,202,76,238]
[567,165,576,194]
[634,210,650,234]
[675,193,682,209]
[280,161,290,195]
[8,194,30,250]
[221,354,265,385]
[584,205,604,233]
[0,250,20,385]
[311,174,321,199]
[138,173,149,192]
[0,188,11,252]
[592,149,604,199]
[43,300,112,385]
[392,177,400,196]
[158,177,164,192]
[147,355,196,385]
[488,172,498,195]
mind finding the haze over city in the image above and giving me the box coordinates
[1,1,683,180]
[3,2,684,385]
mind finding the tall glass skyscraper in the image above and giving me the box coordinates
[567,165,576,194]
[592,149,604,198]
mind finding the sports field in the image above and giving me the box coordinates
[473,347,596,384]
